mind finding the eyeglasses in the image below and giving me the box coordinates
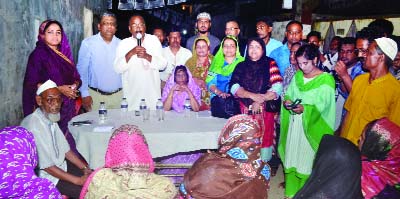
[226,27,239,31]
[175,73,187,79]
[287,31,301,36]
[223,44,236,49]
[354,48,369,54]
[256,25,266,30]
[339,49,355,54]
[130,23,145,28]
[101,22,116,27]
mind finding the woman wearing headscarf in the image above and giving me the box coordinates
[180,114,271,199]
[185,37,214,110]
[79,124,176,199]
[23,19,81,154]
[162,65,201,112]
[279,44,336,198]
[159,65,202,183]
[0,126,62,198]
[229,37,283,163]
[294,134,363,199]
[360,118,400,199]
[206,36,244,118]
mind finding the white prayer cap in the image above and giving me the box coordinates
[36,80,57,95]
[197,12,211,21]
[375,37,398,60]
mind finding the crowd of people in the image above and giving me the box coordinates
[0,10,399,199]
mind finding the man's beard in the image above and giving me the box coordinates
[47,112,61,123]
[198,29,208,34]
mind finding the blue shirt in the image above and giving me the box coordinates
[207,61,233,99]
[77,33,121,97]
[266,38,283,57]
[338,61,364,99]
[269,44,290,77]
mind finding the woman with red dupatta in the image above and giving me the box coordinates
[23,19,81,155]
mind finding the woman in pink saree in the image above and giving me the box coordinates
[79,124,176,199]
[360,118,400,199]
[162,65,201,112]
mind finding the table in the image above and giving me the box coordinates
[69,109,227,169]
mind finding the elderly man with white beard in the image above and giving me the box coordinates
[21,80,91,198]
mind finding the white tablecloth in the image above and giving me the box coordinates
[69,109,227,168]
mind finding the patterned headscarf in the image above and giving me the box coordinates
[181,114,270,199]
[105,124,154,172]
[161,65,201,112]
[38,19,74,63]
[361,118,400,199]
[0,126,62,198]
[218,114,268,178]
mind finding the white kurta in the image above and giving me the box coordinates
[114,34,167,111]
[160,46,192,81]
[21,109,70,185]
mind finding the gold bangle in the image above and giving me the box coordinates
[81,165,89,170]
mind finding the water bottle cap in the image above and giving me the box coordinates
[100,102,105,104]
[122,97,126,100]
[141,99,145,101]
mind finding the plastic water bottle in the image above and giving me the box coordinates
[99,102,107,121]
[139,99,147,120]
[121,98,128,112]
[156,99,164,121]
[184,98,191,117]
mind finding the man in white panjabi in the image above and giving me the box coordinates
[160,29,192,89]
[114,15,167,110]
[21,80,91,198]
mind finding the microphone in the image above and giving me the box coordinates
[136,32,142,46]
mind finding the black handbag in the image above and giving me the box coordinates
[210,95,240,119]
[264,96,282,113]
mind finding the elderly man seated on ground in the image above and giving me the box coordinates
[21,80,91,198]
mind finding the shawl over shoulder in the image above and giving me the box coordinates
[279,71,336,163]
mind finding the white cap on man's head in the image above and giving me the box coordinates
[36,80,57,95]
[375,37,398,60]
[197,12,211,21]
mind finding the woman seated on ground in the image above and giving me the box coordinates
[206,36,244,118]
[0,126,62,198]
[80,124,176,199]
[229,37,283,163]
[180,114,271,199]
[186,37,214,110]
[294,134,363,199]
[162,65,201,112]
[360,118,400,199]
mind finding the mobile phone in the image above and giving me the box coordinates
[286,99,302,109]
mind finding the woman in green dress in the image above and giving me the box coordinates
[279,44,335,198]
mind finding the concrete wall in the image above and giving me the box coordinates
[0,0,103,128]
